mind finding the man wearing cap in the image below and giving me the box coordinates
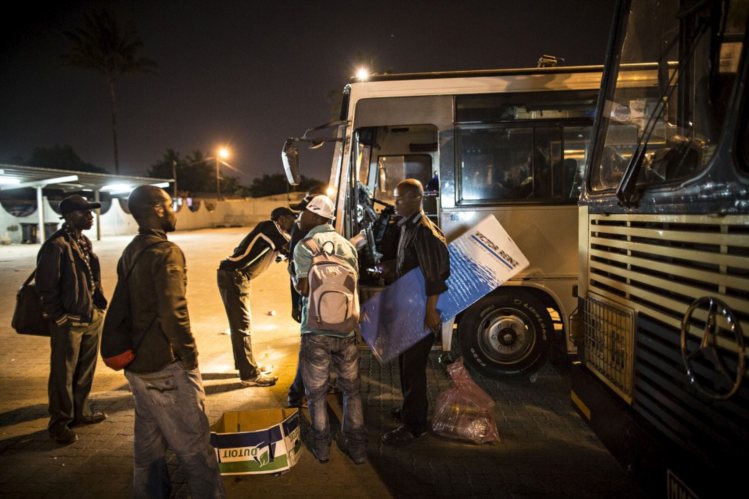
[37,194,108,445]
[293,195,366,464]
[217,207,297,386]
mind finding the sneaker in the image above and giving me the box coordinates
[50,426,78,445]
[240,373,278,387]
[258,365,273,375]
[381,424,427,446]
[73,411,107,426]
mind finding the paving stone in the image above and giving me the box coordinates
[0,229,643,498]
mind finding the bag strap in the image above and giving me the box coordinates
[302,237,322,255]
[22,269,37,287]
[120,240,169,354]
[123,240,168,282]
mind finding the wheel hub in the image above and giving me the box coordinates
[484,315,527,356]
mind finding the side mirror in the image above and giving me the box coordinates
[281,139,301,185]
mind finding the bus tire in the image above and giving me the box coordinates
[458,290,552,377]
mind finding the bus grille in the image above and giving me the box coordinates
[585,213,749,457]
[583,293,635,402]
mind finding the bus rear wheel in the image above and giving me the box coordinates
[458,290,551,377]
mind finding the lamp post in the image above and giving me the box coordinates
[216,147,230,199]
[172,160,178,198]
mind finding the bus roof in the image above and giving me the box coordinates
[354,64,606,83]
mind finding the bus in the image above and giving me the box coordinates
[571,0,748,496]
[283,64,655,378]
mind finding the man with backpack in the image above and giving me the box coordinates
[117,185,224,498]
[292,195,367,465]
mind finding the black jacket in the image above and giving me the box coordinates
[36,228,107,325]
[396,211,450,296]
[218,220,290,278]
[120,229,198,374]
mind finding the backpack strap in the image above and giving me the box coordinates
[120,240,169,354]
[123,240,169,282]
[22,269,37,286]
[302,237,322,255]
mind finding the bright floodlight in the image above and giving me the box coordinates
[0,176,20,185]
[218,147,231,159]
[101,183,133,193]
[355,67,370,81]
[326,186,336,197]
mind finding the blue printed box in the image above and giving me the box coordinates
[210,409,302,475]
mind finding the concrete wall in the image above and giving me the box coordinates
[0,193,304,244]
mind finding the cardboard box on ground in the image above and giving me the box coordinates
[210,408,302,475]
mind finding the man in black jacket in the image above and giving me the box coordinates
[37,194,108,445]
[217,207,296,386]
[122,185,224,498]
[382,179,450,445]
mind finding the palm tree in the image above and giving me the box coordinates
[61,10,157,174]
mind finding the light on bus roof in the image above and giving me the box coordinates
[355,67,370,81]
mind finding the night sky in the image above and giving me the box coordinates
[1,0,616,186]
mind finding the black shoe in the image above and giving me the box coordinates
[50,426,78,445]
[381,424,426,446]
[73,411,107,426]
[310,443,330,463]
[390,407,402,422]
[342,439,367,465]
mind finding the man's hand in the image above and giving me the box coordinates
[425,295,441,332]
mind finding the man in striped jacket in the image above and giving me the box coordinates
[217,207,296,386]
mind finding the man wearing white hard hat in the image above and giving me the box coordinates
[292,195,367,464]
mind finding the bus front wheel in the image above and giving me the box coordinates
[458,291,551,377]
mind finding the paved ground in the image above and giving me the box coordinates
[0,227,645,498]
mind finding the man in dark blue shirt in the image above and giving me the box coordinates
[217,207,296,386]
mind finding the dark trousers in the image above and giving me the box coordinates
[397,332,434,432]
[48,308,103,432]
[217,268,258,380]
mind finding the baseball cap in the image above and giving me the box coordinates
[270,206,296,221]
[59,195,101,216]
[305,195,335,220]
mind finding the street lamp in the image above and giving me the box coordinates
[178,147,237,200]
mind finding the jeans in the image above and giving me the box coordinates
[125,362,225,499]
[301,334,365,450]
[287,348,305,402]
[217,268,259,380]
[48,308,102,432]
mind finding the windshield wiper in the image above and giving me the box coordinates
[615,12,710,206]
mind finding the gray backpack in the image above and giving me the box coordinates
[303,237,359,333]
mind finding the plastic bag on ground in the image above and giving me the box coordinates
[431,357,500,444]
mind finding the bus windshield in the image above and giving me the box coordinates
[590,0,747,193]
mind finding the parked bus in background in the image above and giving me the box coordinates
[283,63,657,378]
[571,0,748,496]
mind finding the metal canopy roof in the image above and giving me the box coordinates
[0,163,171,194]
